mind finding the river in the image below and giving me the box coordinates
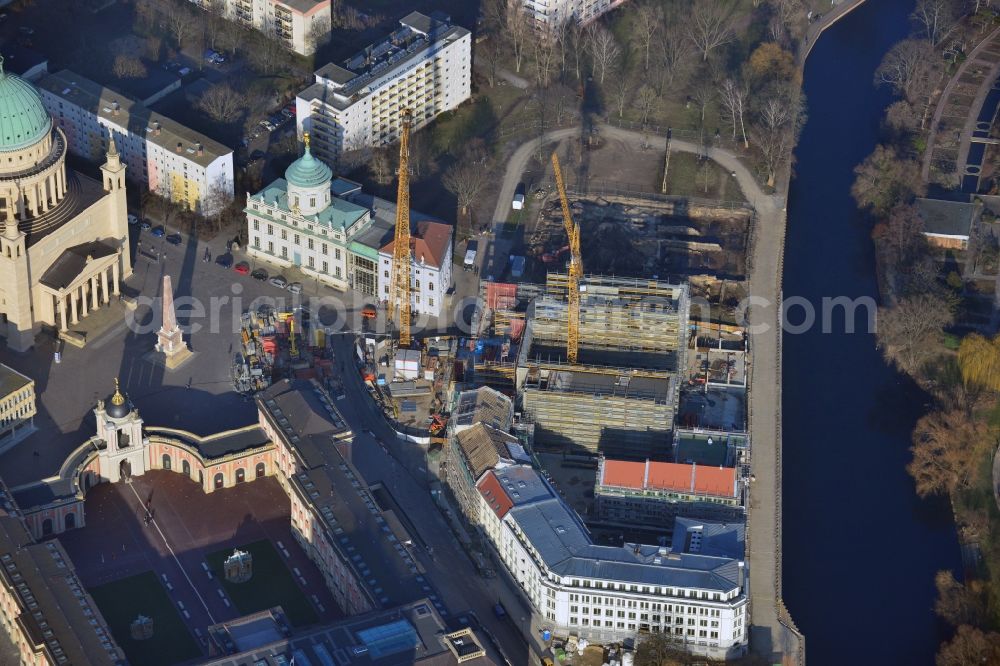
[782,1,963,664]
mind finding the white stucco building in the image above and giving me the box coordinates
[520,0,629,26]
[296,11,471,167]
[193,0,331,56]
[36,70,234,216]
[378,219,452,318]
[475,465,749,659]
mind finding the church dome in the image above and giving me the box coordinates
[106,379,131,419]
[0,57,52,152]
[284,133,332,189]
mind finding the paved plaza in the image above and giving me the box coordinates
[57,471,340,658]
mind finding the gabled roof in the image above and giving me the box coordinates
[454,423,523,481]
[381,220,452,269]
[476,471,513,519]
[39,240,118,290]
[915,196,978,238]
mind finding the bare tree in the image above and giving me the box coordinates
[370,147,394,186]
[635,84,659,125]
[690,77,715,128]
[613,71,632,118]
[936,626,1000,666]
[658,23,694,93]
[852,144,924,215]
[250,18,287,75]
[164,6,198,49]
[934,571,985,628]
[480,35,503,88]
[113,54,147,80]
[505,3,531,74]
[197,84,245,124]
[632,2,662,71]
[875,38,940,128]
[568,20,586,82]
[750,84,805,186]
[551,18,572,81]
[443,162,490,216]
[912,0,962,45]
[532,34,559,88]
[718,78,749,148]
[688,0,736,62]
[306,15,331,53]
[876,293,953,375]
[586,24,621,85]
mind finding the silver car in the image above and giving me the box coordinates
[269,275,288,288]
[286,282,302,294]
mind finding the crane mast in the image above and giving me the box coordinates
[551,152,582,364]
[389,110,413,348]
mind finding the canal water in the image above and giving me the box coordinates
[782,1,963,664]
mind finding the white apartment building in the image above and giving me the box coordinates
[521,0,628,27]
[193,0,331,55]
[475,465,749,659]
[36,70,234,216]
[378,219,453,319]
[296,11,471,166]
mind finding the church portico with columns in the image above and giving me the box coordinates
[0,56,130,351]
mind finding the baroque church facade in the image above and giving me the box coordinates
[0,57,130,351]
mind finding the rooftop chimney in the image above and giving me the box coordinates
[196,142,203,156]
[112,101,120,116]
[176,142,182,153]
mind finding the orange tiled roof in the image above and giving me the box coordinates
[476,471,513,519]
[601,459,737,498]
[381,220,452,269]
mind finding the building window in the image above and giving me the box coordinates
[294,234,300,245]
[428,297,434,307]
[254,237,261,248]
[322,261,328,273]
[308,238,314,250]
[322,243,328,254]
[281,247,288,258]
[335,248,341,260]
[335,266,342,278]
[253,220,259,231]
[268,241,274,253]
[268,224,274,235]
[308,257,314,268]
[281,229,287,240]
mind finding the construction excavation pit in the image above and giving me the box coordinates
[528,194,754,283]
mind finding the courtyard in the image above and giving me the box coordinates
[57,470,340,660]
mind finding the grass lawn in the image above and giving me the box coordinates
[89,572,200,666]
[206,539,317,627]
[663,152,746,203]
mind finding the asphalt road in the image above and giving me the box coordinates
[326,333,534,664]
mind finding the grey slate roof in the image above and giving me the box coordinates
[39,240,118,290]
[915,197,978,237]
[0,363,32,397]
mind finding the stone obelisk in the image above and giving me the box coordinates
[149,274,192,369]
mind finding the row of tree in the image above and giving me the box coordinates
[857,3,1000,664]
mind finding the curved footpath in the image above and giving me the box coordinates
[487,124,794,660]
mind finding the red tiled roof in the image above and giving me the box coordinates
[381,220,452,269]
[600,459,737,498]
[476,471,513,519]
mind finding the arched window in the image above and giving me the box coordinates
[65,513,76,529]
[162,454,171,471]
[235,468,245,483]
[182,460,191,477]
[42,518,52,536]
[214,473,224,490]
[255,462,266,478]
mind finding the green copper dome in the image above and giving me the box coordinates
[284,134,332,189]
[0,57,52,152]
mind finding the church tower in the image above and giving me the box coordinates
[94,379,147,482]
[100,131,132,279]
[0,213,33,352]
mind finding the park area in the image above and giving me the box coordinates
[207,539,318,627]
[89,571,200,666]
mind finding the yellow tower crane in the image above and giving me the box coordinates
[551,151,582,364]
[389,109,414,348]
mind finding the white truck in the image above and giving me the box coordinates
[464,241,478,270]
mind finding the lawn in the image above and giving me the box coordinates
[663,152,746,203]
[206,539,317,627]
[89,571,200,666]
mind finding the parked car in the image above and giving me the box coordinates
[216,254,233,268]
[269,275,288,288]
[127,214,139,225]
[286,282,302,294]
[234,261,250,275]
[280,108,294,119]
[140,221,151,231]
[250,150,265,162]
[251,268,268,281]
[166,233,182,245]
[151,226,165,237]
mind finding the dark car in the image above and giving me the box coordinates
[151,226,165,237]
[140,220,152,231]
[234,261,250,275]
[251,268,268,281]
[250,149,266,162]
[166,233,182,245]
[216,254,233,268]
